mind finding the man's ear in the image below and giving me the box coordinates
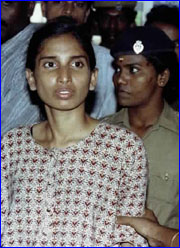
[84,8,91,23]
[89,68,98,91]
[28,1,35,17]
[157,69,170,88]
[26,69,37,91]
[41,1,46,16]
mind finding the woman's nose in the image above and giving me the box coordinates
[114,71,128,86]
[57,67,71,84]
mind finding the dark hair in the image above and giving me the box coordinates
[44,1,94,9]
[26,16,96,119]
[26,16,96,71]
[87,1,94,9]
[144,51,179,104]
[145,4,179,28]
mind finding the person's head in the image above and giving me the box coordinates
[94,1,137,49]
[26,16,97,113]
[111,26,178,108]
[1,1,33,44]
[42,1,93,24]
[145,5,179,61]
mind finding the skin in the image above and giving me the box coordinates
[43,1,90,24]
[152,22,179,61]
[114,55,178,246]
[113,54,169,138]
[1,1,33,44]
[26,33,98,149]
[117,209,179,247]
[98,8,133,49]
[26,33,132,247]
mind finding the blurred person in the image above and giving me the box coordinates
[145,4,179,111]
[1,1,33,44]
[94,1,137,49]
[103,26,179,246]
[1,17,148,247]
[1,1,117,135]
[145,4,179,61]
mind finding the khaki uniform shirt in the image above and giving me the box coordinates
[103,102,179,229]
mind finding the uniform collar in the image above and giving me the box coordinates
[119,102,178,134]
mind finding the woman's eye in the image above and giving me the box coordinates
[72,61,84,68]
[130,67,139,74]
[115,67,121,73]
[43,62,57,69]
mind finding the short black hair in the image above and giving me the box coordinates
[44,1,94,9]
[145,4,179,28]
[87,1,94,9]
[26,16,96,71]
[144,52,179,105]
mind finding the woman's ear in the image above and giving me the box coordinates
[26,69,37,91]
[157,69,170,88]
[89,69,98,91]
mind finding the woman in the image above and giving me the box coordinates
[103,26,179,246]
[1,17,148,247]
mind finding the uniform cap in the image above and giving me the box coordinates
[111,26,175,57]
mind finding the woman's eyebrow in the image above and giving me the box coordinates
[39,56,57,61]
[39,55,88,61]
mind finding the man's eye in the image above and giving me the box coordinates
[52,1,65,6]
[2,1,14,6]
[173,40,179,48]
[75,2,86,8]
[72,61,84,68]
[44,62,57,68]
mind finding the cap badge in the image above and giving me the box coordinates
[133,40,144,54]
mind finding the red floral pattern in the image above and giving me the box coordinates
[1,123,148,247]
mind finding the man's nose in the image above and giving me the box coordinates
[63,3,74,16]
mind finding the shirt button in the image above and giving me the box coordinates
[164,173,169,181]
[47,208,51,213]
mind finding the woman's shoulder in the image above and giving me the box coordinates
[97,122,144,146]
[1,126,32,143]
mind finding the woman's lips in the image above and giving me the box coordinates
[55,88,73,100]
[117,89,130,96]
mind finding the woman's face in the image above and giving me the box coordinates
[26,33,97,112]
[113,55,163,107]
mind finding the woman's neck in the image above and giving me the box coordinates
[32,106,99,148]
[128,98,164,138]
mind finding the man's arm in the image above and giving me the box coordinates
[117,209,179,247]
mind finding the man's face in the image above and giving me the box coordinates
[1,1,30,44]
[153,22,179,62]
[44,1,90,24]
[98,8,129,49]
